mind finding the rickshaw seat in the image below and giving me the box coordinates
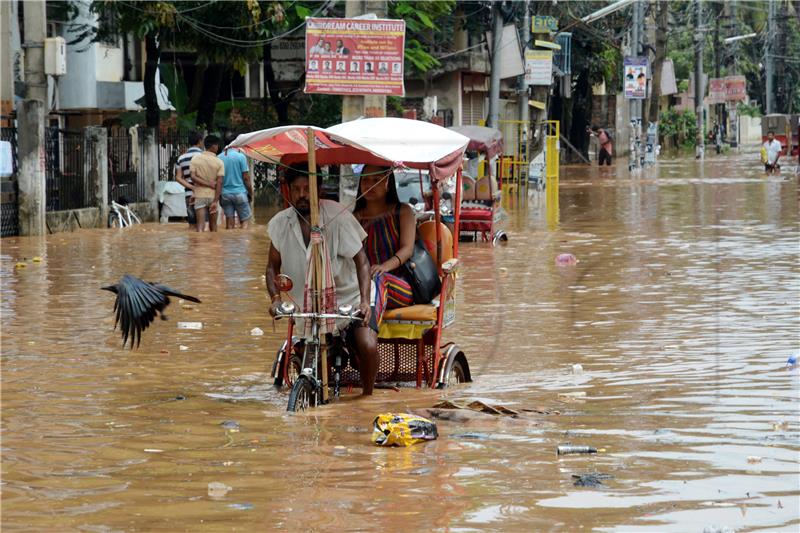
[418,220,453,267]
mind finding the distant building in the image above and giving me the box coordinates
[1,0,173,131]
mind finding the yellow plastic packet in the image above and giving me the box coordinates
[760,146,768,164]
[371,413,438,447]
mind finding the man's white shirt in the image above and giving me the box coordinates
[763,139,782,164]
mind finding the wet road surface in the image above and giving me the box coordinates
[1,152,798,531]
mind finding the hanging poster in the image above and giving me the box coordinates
[708,78,726,104]
[724,75,747,102]
[525,50,553,86]
[304,17,405,96]
[623,56,648,99]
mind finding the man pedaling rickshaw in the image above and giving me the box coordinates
[265,164,379,395]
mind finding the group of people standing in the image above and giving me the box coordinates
[175,132,254,231]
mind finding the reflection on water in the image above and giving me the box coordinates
[2,152,798,531]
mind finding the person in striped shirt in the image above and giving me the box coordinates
[174,131,204,228]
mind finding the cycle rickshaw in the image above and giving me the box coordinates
[447,125,507,245]
[229,118,473,411]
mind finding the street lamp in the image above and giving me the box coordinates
[724,33,757,44]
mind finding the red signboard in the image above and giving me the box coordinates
[708,78,726,104]
[304,17,406,96]
[724,75,746,102]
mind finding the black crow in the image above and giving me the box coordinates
[101,275,201,348]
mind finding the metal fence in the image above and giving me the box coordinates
[45,128,91,212]
[108,128,146,203]
[158,129,190,182]
[1,126,19,236]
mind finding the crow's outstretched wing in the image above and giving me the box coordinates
[103,275,202,348]
[114,275,167,348]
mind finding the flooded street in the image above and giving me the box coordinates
[2,152,798,532]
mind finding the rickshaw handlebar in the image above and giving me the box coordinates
[274,311,363,321]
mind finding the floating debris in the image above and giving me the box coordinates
[557,445,599,455]
[250,327,264,336]
[177,322,203,330]
[220,420,240,432]
[228,503,254,511]
[207,482,231,499]
[572,472,613,487]
[555,253,578,266]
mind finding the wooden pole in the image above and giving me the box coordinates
[306,128,328,402]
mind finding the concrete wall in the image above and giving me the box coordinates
[60,0,98,110]
[96,43,124,82]
[404,71,462,125]
[739,116,762,144]
[0,0,15,104]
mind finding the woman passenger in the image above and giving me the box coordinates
[353,165,417,320]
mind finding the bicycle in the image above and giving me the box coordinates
[108,199,142,228]
[273,294,363,412]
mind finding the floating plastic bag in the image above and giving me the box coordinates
[371,413,438,447]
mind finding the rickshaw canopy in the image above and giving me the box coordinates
[228,117,470,181]
[447,125,503,160]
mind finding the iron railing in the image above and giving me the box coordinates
[45,128,90,212]
[108,129,146,203]
[1,126,19,236]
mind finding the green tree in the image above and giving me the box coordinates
[63,0,180,127]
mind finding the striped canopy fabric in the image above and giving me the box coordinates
[228,117,470,182]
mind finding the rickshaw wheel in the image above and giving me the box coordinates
[287,375,316,412]
[446,359,468,387]
[273,354,302,388]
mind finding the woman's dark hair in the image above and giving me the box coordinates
[354,166,399,213]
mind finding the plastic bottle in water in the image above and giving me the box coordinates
[786,354,798,368]
[557,445,598,455]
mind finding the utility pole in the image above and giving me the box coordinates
[22,0,47,102]
[340,0,388,205]
[728,0,739,148]
[487,3,504,128]
[628,0,642,170]
[694,0,704,159]
[517,0,530,136]
[765,0,775,114]
[341,0,388,122]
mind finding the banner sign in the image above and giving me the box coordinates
[525,50,553,86]
[304,17,406,96]
[724,75,747,102]
[708,77,726,104]
[532,15,558,33]
[623,56,648,99]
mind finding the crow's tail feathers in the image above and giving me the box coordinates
[152,284,201,304]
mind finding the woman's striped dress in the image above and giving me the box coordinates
[360,207,414,323]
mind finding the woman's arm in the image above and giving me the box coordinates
[370,204,416,276]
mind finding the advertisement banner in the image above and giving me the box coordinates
[532,15,558,33]
[724,75,747,102]
[525,50,553,86]
[304,17,405,96]
[708,78,726,104]
[623,56,648,99]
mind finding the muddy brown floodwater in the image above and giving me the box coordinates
[1,152,798,532]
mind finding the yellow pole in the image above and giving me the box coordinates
[545,120,559,229]
[306,128,328,402]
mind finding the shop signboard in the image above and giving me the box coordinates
[305,17,405,96]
